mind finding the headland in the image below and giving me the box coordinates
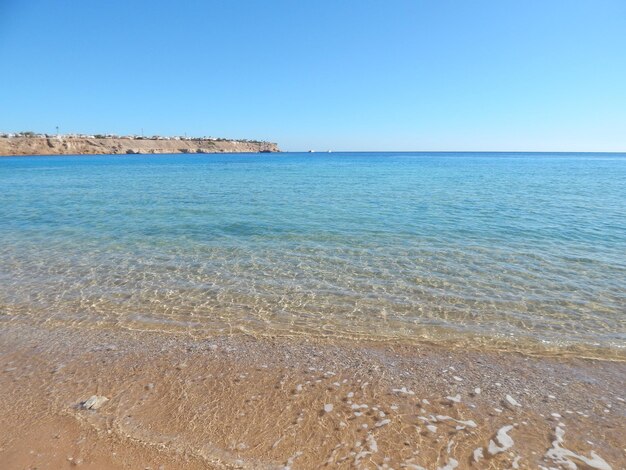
[0,132,280,156]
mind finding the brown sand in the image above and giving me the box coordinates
[0,322,624,469]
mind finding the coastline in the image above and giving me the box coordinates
[0,136,280,156]
[1,322,624,469]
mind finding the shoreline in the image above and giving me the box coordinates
[4,308,624,363]
[1,322,624,469]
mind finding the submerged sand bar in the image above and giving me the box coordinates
[1,322,624,469]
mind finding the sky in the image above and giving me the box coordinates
[0,0,625,152]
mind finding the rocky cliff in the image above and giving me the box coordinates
[0,137,280,156]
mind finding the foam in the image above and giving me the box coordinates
[487,425,515,455]
[544,426,612,470]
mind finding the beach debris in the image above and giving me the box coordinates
[426,424,437,433]
[473,387,481,395]
[473,447,484,463]
[445,394,461,404]
[487,425,515,455]
[505,394,522,408]
[375,418,391,428]
[82,395,109,410]
[323,403,333,413]
[545,426,612,470]
[392,387,415,395]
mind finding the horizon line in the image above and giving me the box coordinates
[286,150,626,154]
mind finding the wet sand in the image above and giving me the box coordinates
[1,322,624,469]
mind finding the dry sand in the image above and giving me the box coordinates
[0,322,624,469]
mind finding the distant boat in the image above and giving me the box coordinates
[308,150,315,153]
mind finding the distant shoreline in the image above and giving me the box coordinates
[0,135,280,156]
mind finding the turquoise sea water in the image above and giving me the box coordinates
[1,153,625,358]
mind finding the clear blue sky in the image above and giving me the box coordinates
[1,0,625,151]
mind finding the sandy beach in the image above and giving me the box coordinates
[1,322,624,469]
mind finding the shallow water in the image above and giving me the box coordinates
[1,152,625,358]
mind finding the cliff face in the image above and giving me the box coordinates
[0,137,280,156]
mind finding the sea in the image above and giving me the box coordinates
[1,152,624,359]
